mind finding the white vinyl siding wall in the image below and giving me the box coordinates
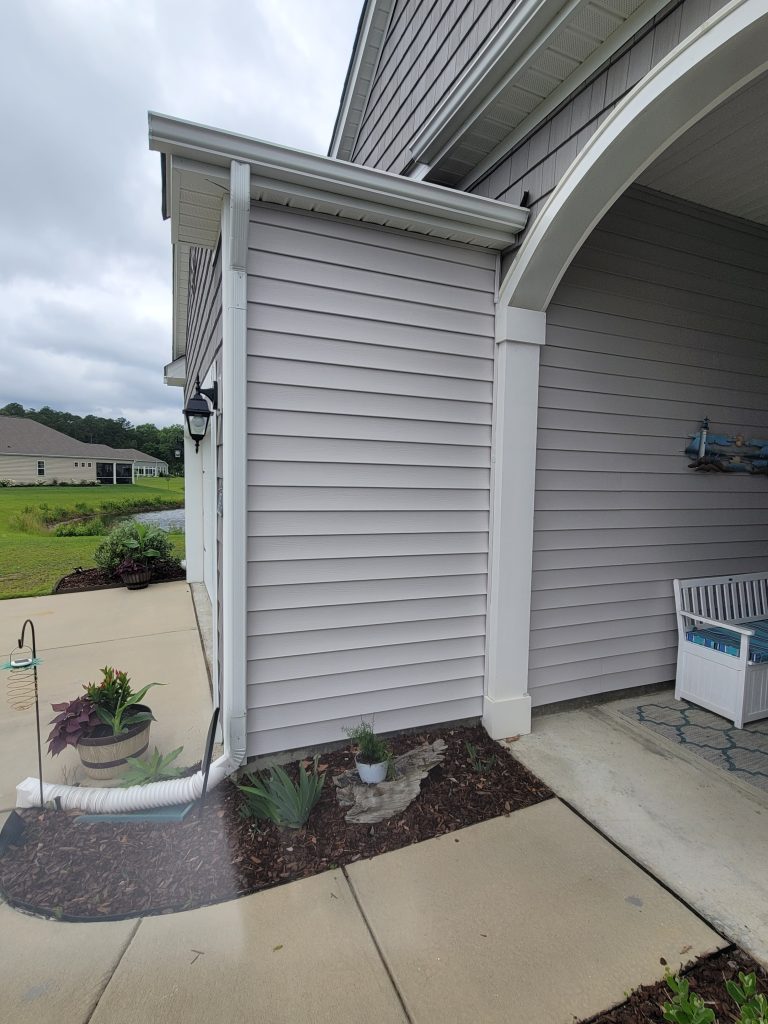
[245,204,496,755]
[531,189,768,705]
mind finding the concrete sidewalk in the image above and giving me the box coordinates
[2,799,723,1024]
[0,582,212,812]
[510,700,768,965]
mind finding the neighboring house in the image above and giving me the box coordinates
[0,416,164,484]
[151,0,768,761]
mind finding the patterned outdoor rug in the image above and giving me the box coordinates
[618,693,768,795]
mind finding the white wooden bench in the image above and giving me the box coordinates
[674,571,768,728]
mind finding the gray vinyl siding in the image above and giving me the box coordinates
[185,242,222,399]
[530,188,768,706]
[469,0,731,218]
[245,203,496,756]
[353,0,513,174]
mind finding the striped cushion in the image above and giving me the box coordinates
[686,619,768,664]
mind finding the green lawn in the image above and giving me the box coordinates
[0,478,185,599]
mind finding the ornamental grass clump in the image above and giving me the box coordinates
[344,720,391,765]
[237,759,325,829]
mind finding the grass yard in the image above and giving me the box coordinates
[0,478,185,599]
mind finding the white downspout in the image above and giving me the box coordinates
[15,161,251,812]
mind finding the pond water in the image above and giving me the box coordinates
[124,508,185,533]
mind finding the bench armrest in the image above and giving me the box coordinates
[679,611,755,636]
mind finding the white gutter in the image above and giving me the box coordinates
[148,114,528,243]
[16,163,251,812]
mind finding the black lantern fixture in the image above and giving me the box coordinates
[183,375,218,452]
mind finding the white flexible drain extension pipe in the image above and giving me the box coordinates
[15,159,252,814]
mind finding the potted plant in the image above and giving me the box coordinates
[344,720,391,784]
[47,666,161,780]
[94,521,175,590]
[117,556,153,590]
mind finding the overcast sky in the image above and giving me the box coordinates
[0,0,360,427]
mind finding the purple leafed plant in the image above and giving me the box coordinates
[47,696,100,756]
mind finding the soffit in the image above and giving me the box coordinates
[422,0,664,187]
[637,70,768,227]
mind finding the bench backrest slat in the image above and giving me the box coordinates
[675,571,768,625]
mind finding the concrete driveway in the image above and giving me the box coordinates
[0,582,212,812]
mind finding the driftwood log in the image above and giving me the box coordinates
[334,739,446,824]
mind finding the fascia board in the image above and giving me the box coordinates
[149,114,528,243]
[408,0,575,165]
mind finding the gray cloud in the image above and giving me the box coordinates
[0,0,360,426]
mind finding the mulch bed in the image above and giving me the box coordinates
[581,946,768,1023]
[53,562,186,594]
[0,725,550,921]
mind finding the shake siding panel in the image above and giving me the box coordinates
[353,0,512,174]
[185,243,222,399]
[245,204,495,754]
[530,192,768,705]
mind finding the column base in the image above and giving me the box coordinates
[482,693,532,739]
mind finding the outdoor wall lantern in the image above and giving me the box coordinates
[183,375,218,452]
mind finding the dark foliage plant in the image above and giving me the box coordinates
[47,696,100,756]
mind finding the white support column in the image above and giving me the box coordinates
[112,462,117,485]
[183,432,204,582]
[483,305,546,739]
[220,160,250,767]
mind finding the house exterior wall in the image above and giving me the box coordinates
[0,455,97,484]
[530,188,768,706]
[244,203,496,755]
[352,0,513,174]
[185,241,222,399]
[469,0,731,216]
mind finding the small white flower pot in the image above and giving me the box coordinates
[355,757,388,784]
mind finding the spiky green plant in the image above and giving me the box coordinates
[237,759,325,829]
[120,746,184,786]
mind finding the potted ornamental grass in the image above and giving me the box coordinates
[344,720,392,784]
[47,666,161,779]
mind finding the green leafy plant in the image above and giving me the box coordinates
[94,520,175,575]
[727,972,768,1023]
[120,747,184,786]
[84,666,133,715]
[91,675,161,736]
[344,720,391,765]
[663,973,716,1023]
[465,740,496,774]
[662,970,767,1024]
[237,760,325,829]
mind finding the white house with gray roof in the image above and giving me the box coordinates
[0,417,167,484]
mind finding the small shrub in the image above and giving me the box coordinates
[54,518,107,537]
[94,520,176,574]
[663,970,766,1024]
[237,760,325,829]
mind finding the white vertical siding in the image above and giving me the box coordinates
[245,204,496,755]
[531,189,768,705]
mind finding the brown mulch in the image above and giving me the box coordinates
[0,725,550,921]
[581,946,768,1023]
[53,562,186,594]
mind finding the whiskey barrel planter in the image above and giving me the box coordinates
[77,706,152,780]
[120,567,152,590]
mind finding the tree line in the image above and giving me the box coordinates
[1,403,185,475]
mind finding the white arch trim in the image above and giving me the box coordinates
[499,0,768,313]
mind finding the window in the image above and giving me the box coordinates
[74,462,79,468]
[37,460,45,476]
[87,462,92,468]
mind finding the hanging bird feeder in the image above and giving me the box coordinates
[2,620,44,807]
